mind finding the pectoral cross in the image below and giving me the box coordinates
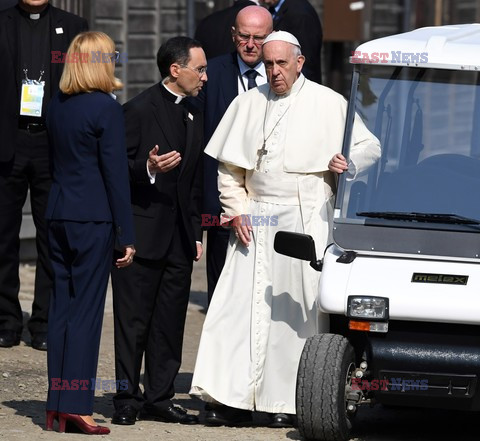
[256,143,268,171]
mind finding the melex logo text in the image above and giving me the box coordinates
[411,273,468,285]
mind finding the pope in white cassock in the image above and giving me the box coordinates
[190,31,381,427]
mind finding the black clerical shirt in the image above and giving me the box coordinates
[159,83,188,157]
[18,4,51,121]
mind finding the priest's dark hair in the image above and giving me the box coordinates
[157,36,203,78]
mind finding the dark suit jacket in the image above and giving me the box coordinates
[46,92,135,247]
[124,83,204,261]
[0,1,16,11]
[192,52,240,218]
[0,5,88,162]
[194,0,254,60]
[273,0,323,84]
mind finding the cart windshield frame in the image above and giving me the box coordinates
[333,64,480,258]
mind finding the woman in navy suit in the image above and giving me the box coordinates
[44,31,135,435]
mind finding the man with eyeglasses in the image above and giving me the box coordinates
[111,36,206,427]
[194,0,256,60]
[194,5,272,312]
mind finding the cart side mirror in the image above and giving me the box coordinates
[274,231,323,271]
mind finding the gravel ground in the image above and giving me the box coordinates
[1,262,478,441]
[0,261,295,441]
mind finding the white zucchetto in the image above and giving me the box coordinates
[262,31,301,48]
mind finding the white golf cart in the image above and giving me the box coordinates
[275,24,480,441]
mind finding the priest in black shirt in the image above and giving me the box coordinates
[111,36,206,426]
[0,0,87,350]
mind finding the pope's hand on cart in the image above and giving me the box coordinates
[328,153,349,174]
[232,214,253,247]
[147,145,182,173]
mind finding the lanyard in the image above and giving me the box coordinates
[18,11,50,82]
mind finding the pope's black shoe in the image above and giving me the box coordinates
[268,413,295,428]
[141,405,198,425]
[204,405,253,426]
[0,330,21,348]
[31,332,47,351]
[112,404,138,425]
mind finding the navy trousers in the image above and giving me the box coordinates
[46,220,113,414]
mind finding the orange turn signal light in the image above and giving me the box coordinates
[349,320,371,331]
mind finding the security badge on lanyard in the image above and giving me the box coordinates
[20,68,45,117]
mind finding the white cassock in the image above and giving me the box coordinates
[190,75,381,413]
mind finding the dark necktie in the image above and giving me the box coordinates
[268,6,276,18]
[245,69,258,90]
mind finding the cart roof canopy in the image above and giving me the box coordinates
[352,23,480,70]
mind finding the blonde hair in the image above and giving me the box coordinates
[59,31,123,94]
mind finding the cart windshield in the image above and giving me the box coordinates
[337,65,480,231]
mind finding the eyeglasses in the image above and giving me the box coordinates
[109,51,120,62]
[235,32,268,45]
[180,65,207,77]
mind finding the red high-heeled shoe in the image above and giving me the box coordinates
[58,412,110,435]
[45,410,58,431]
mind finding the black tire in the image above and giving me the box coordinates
[296,333,355,441]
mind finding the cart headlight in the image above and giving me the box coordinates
[347,296,389,320]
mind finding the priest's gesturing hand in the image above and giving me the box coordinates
[328,153,349,174]
[147,144,182,173]
[232,214,253,247]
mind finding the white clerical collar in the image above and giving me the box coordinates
[237,55,266,80]
[274,73,305,98]
[161,79,184,104]
[290,73,306,94]
[30,13,40,20]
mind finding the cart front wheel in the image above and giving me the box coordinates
[296,333,356,441]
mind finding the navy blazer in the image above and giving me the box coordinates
[46,91,135,247]
[0,5,88,162]
[193,52,240,218]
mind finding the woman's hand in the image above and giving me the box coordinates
[116,245,136,268]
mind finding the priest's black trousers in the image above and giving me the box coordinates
[111,224,193,411]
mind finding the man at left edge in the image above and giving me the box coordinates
[0,0,88,350]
